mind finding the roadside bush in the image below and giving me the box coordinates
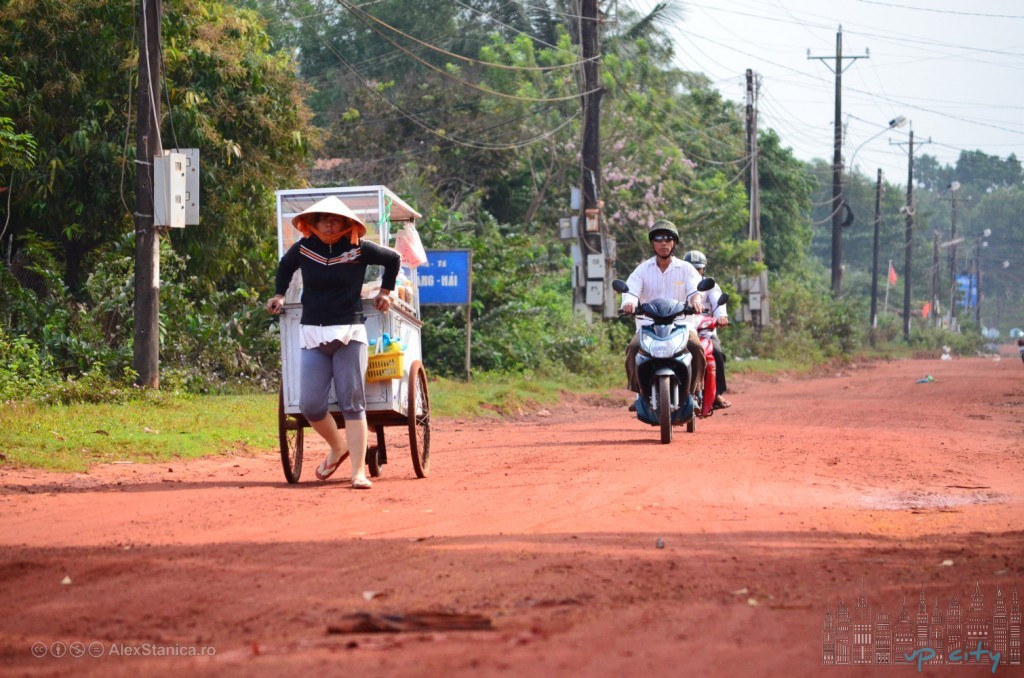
[909,323,985,356]
[2,231,280,398]
[739,273,862,359]
[0,326,140,405]
[0,327,54,401]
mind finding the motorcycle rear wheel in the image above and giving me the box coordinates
[658,375,672,444]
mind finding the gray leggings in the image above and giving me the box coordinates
[300,340,368,422]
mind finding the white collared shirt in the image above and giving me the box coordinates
[699,283,728,337]
[621,256,703,329]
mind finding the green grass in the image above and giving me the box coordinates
[6,355,837,472]
[0,372,617,472]
[429,372,591,418]
[1,394,278,472]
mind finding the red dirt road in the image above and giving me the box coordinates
[2,352,1023,676]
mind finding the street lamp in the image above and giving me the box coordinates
[834,115,906,299]
[848,116,908,172]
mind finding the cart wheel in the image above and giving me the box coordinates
[366,426,386,478]
[407,361,431,478]
[278,388,304,483]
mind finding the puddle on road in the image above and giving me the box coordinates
[858,488,1005,511]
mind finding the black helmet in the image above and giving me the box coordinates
[682,250,707,269]
[648,219,679,241]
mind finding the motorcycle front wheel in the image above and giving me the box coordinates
[658,374,672,444]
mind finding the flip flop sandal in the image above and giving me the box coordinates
[713,399,732,410]
[315,455,345,481]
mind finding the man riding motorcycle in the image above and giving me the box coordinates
[683,250,731,410]
[620,221,706,403]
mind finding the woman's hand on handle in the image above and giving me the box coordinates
[373,289,392,313]
[266,294,284,315]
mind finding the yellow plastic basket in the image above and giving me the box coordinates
[367,350,404,382]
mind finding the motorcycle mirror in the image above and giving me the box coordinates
[696,277,715,292]
[717,292,730,305]
[611,279,630,294]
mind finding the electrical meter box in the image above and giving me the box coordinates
[154,152,187,228]
[585,280,604,305]
[587,254,605,280]
[169,148,200,225]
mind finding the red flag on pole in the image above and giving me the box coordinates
[888,262,898,286]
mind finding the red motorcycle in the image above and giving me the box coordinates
[694,292,730,418]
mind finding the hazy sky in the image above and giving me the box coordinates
[629,0,1024,186]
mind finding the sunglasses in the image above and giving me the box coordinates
[651,235,676,243]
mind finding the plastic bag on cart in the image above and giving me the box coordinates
[394,223,428,268]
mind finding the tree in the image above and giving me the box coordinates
[0,72,36,175]
[756,129,814,274]
[956,150,1022,192]
[0,0,317,292]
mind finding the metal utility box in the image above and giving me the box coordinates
[169,148,200,225]
[587,254,606,280]
[154,152,187,228]
[275,185,423,417]
[585,280,604,305]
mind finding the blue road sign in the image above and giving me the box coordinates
[956,273,976,308]
[416,249,471,305]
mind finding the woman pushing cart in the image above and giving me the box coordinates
[267,186,431,486]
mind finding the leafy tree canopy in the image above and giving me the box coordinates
[0,0,317,292]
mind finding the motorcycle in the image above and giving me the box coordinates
[693,291,730,418]
[612,277,716,444]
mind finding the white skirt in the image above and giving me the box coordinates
[300,324,367,350]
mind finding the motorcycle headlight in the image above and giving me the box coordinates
[648,340,676,359]
[640,333,686,358]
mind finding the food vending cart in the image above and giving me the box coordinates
[275,185,430,483]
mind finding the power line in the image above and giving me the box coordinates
[339,0,600,103]
[324,42,581,150]
[855,0,1024,20]
[338,0,597,72]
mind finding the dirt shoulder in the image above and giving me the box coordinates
[1,354,1022,676]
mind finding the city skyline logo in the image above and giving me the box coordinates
[822,582,1020,673]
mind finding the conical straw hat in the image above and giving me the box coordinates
[292,196,366,239]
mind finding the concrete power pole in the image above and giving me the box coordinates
[890,127,930,342]
[133,0,162,388]
[902,130,915,342]
[869,169,883,338]
[948,186,958,324]
[931,229,940,326]
[808,26,867,297]
[744,69,769,328]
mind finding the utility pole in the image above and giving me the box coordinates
[808,26,868,297]
[577,0,604,315]
[902,130,914,342]
[869,169,883,338]
[976,237,984,326]
[931,229,940,326]
[891,126,930,342]
[133,0,162,388]
[744,69,769,328]
[947,184,959,324]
